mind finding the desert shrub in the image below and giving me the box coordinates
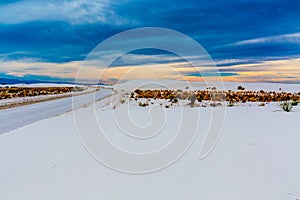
[8,89,18,93]
[249,97,256,102]
[0,91,10,99]
[258,103,265,106]
[227,101,234,107]
[291,96,298,101]
[167,93,175,100]
[134,89,142,94]
[291,100,298,106]
[237,86,245,90]
[120,98,125,104]
[138,102,148,107]
[165,105,170,108]
[172,98,179,103]
[197,95,202,102]
[130,92,134,98]
[281,101,293,112]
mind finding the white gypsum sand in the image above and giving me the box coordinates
[0,80,300,200]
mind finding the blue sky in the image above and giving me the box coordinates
[0,0,300,83]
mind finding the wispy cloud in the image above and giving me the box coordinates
[0,59,80,78]
[1,56,300,83]
[1,0,300,84]
[0,0,122,25]
[233,33,300,45]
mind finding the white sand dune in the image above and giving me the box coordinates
[0,80,300,199]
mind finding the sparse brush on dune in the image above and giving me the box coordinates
[291,100,298,106]
[132,89,300,104]
[227,101,234,107]
[0,87,80,99]
[281,101,293,112]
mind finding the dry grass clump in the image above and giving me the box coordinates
[138,101,149,107]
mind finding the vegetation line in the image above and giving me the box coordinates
[0,88,99,110]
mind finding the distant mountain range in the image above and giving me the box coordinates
[0,73,74,85]
[0,73,106,85]
[0,77,73,85]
